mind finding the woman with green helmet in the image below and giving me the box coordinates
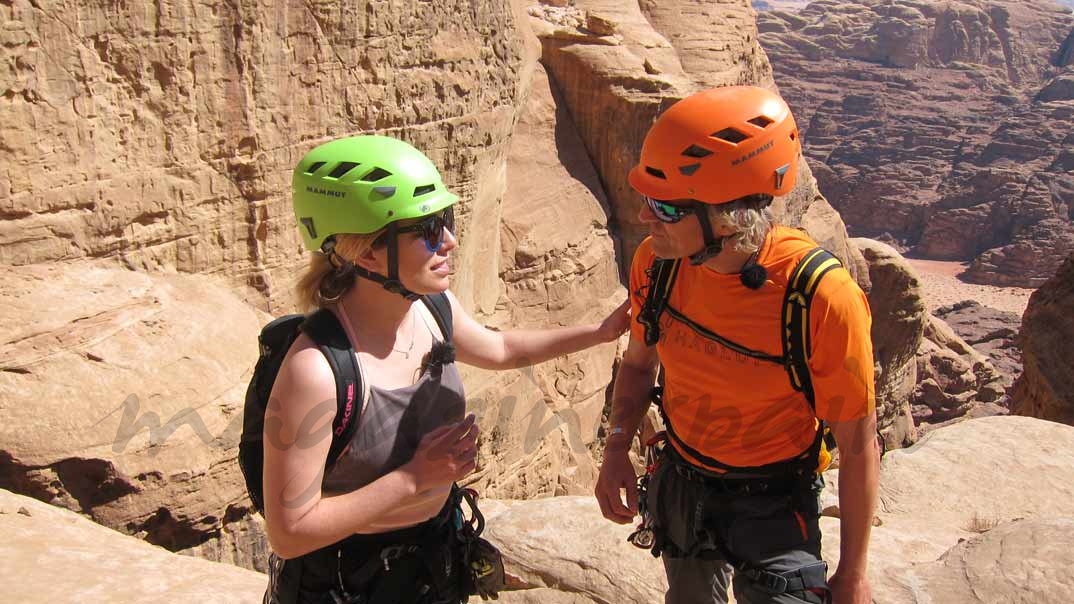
[261,135,629,604]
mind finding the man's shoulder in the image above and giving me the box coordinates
[767,228,864,302]
[764,227,826,284]
[768,226,821,259]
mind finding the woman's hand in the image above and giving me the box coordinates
[400,414,480,493]
[597,299,632,343]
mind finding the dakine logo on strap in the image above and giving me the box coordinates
[731,140,774,166]
[306,186,345,199]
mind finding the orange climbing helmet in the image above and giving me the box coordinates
[628,86,801,204]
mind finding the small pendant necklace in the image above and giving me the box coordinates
[393,310,417,359]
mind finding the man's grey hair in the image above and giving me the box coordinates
[708,194,774,254]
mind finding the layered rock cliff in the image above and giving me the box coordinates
[759,0,1074,287]
[1013,254,1074,425]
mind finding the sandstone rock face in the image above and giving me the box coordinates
[909,518,1074,604]
[853,238,1018,439]
[864,255,1016,430]
[912,313,1008,429]
[851,238,924,448]
[933,299,1022,392]
[831,416,1074,603]
[0,488,265,603]
[760,0,1074,287]
[484,496,668,604]
[1013,254,1074,425]
[461,59,626,500]
[0,264,270,568]
[0,0,530,311]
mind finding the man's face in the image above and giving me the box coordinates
[638,197,706,259]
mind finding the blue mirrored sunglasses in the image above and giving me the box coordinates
[644,196,694,224]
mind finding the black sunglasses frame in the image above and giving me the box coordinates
[394,207,455,252]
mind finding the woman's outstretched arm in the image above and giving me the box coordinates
[449,291,630,371]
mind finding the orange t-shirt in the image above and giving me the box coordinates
[629,226,875,470]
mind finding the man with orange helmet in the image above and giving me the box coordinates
[595,86,880,604]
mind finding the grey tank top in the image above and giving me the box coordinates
[322,330,466,495]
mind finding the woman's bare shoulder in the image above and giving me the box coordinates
[269,333,337,419]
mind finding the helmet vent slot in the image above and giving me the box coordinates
[679,163,702,176]
[414,184,436,197]
[711,128,749,144]
[682,145,713,159]
[645,166,667,180]
[305,161,326,175]
[326,162,360,179]
[361,167,393,182]
[748,116,774,128]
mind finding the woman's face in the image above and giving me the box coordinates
[364,208,457,295]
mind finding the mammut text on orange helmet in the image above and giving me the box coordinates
[628,86,801,205]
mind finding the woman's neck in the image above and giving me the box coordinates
[334,280,415,347]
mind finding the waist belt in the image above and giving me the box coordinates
[666,445,805,496]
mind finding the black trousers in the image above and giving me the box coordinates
[647,450,830,604]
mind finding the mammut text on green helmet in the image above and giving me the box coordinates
[292,136,459,251]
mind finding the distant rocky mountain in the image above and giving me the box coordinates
[759,0,1074,287]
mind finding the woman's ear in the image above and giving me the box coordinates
[354,243,385,273]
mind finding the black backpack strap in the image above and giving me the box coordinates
[418,292,455,374]
[651,385,824,477]
[637,258,682,347]
[647,247,845,477]
[662,304,784,365]
[301,308,364,469]
[781,248,842,410]
[420,293,454,343]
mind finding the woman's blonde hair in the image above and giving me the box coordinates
[296,231,385,310]
[708,194,774,254]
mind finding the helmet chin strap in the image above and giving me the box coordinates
[685,205,770,289]
[322,233,421,301]
[688,204,725,265]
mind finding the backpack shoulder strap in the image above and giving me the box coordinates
[420,292,454,342]
[637,258,682,347]
[300,308,365,468]
[781,247,842,410]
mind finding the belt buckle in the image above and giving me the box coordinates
[759,571,789,594]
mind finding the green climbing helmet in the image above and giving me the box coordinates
[292,135,459,251]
